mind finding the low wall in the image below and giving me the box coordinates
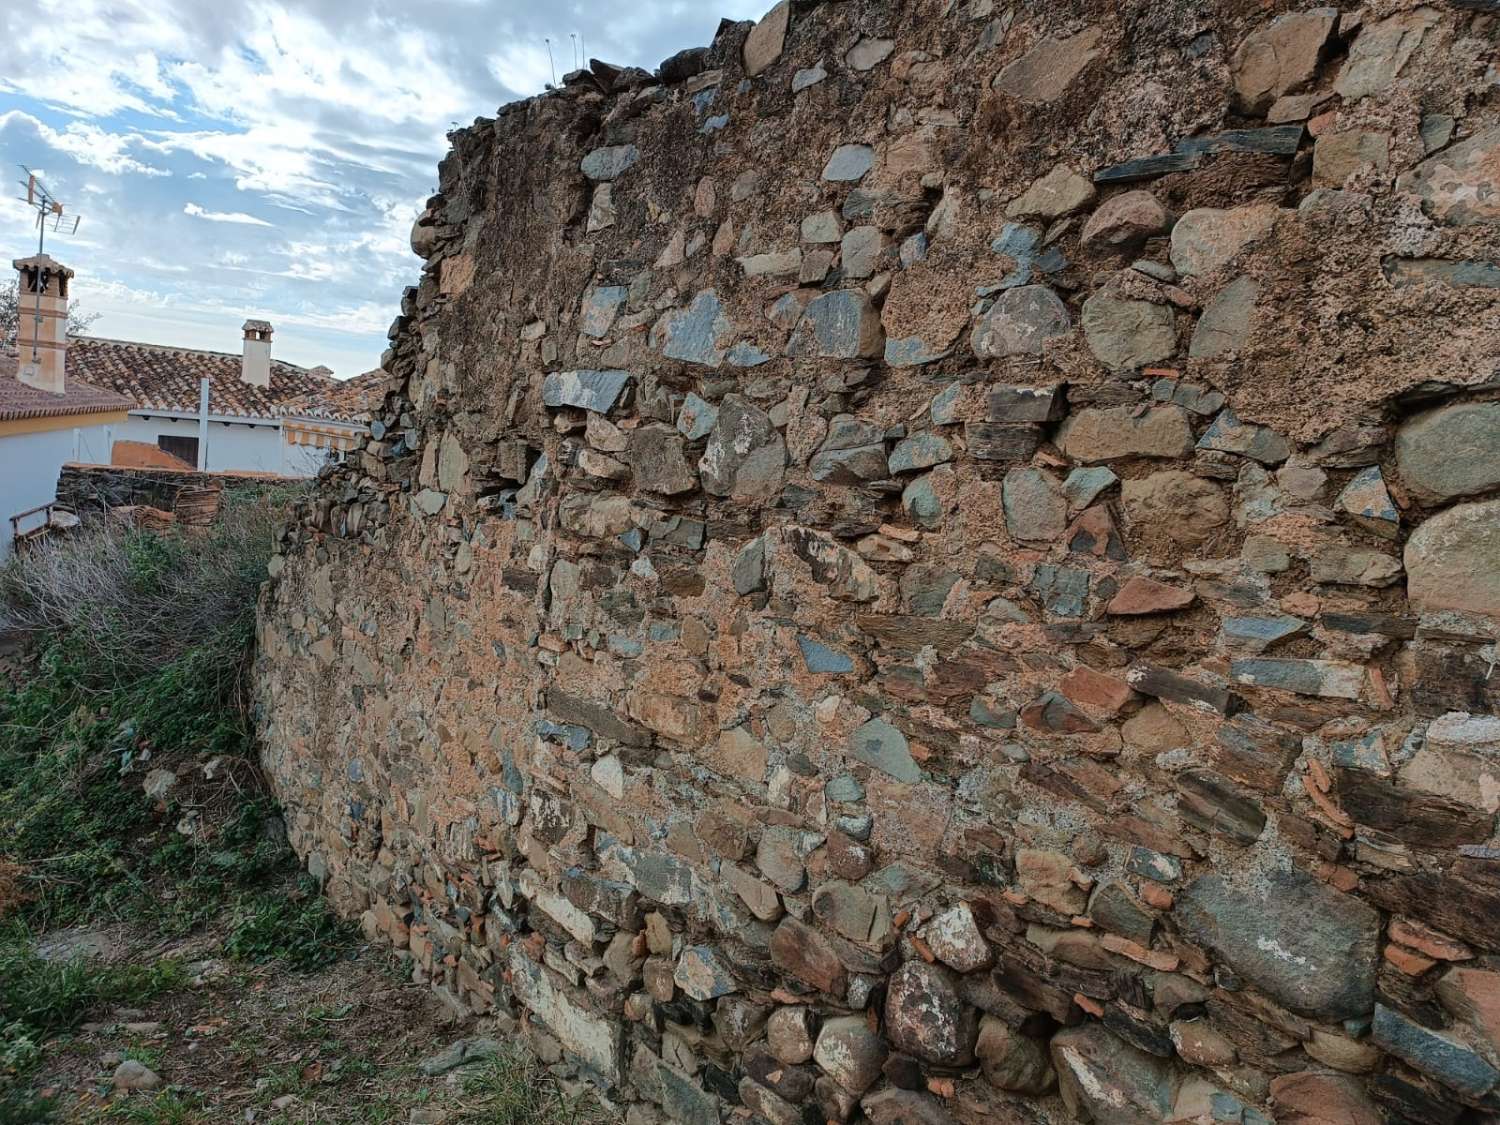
[58,463,286,516]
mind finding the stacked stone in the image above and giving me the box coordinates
[255,2,1500,1123]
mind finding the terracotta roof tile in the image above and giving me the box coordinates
[276,368,389,423]
[66,337,345,420]
[0,347,136,423]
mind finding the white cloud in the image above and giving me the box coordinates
[0,110,168,177]
[0,0,765,376]
[183,202,273,226]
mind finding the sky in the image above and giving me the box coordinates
[0,0,767,378]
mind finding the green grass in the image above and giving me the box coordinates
[223,879,357,972]
[456,1052,613,1125]
[92,1090,202,1124]
[0,924,183,1039]
[0,493,361,1114]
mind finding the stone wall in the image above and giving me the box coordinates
[253,2,1500,1122]
[58,463,280,515]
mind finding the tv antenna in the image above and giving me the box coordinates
[544,38,556,87]
[16,167,81,257]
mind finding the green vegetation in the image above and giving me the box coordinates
[0,486,356,1113]
[456,1052,613,1125]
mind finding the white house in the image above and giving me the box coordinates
[68,321,379,477]
[1,254,134,555]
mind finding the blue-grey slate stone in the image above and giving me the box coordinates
[969,697,1017,729]
[787,290,883,359]
[792,65,827,93]
[732,535,768,596]
[1230,658,1363,698]
[902,472,944,530]
[1384,257,1500,289]
[826,774,865,802]
[700,395,786,500]
[656,1061,720,1125]
[1031,564,1089,618]
[1127,847,1182,884]
[1219,615,1307,652]
[930,383,962,426]
[676,392,718,441]
[848,718,920,783]
[654,289,732,367]
[535,720,592,752]
[579,286,627,338]
[837,814,873,841]
[1176,871,1379,1019]
[821,143,875,182]
[888,433,953,475]
[1372,1003,1500,1097]
[1063,466,1117,510]
[699,113,729,134]
[580,144,640,181]
[542,369,632,413]
[1197,408,1290,464]
[885,335,952,367]
[727,341,771,367]
[798,635,854,674]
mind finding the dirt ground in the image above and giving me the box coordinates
[28,927,486,1124]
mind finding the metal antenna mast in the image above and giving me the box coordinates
[569,32,578,70]
[13,167,83,366]
[544,38,556,86]
[15,167,81,258]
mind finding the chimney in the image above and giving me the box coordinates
[12,253,73,395]
[241,319,272,388]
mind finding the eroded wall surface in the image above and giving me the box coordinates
[254,2,1500,1121]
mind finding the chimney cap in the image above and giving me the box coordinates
[12,252,74,277]
[243,318,273,335]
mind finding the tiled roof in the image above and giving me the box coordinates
[0,347,135,423]
[66,337,345,421]
[277,368,389,423]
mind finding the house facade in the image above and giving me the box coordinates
[69,323,379,477]
[0,251,386,554]
[1,255,134,555]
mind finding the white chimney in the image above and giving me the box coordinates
[241,319,272,388]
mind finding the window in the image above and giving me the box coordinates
[158,435,199,466]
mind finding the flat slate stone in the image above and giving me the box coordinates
[676,392,718,440]
[654,289,732,366]
[787,290,884,359]
[1230,658,1364,699]
[971,284,1071,358]
[1196,407,1289,464]
[1051,1024,1175,1125]
[542,369,631,413]
[1176,871,1379,1019]
[821,144,875,183]
[580,144,640,181]
[1175,125,1304,156]
[1372,1003,1500,1097]
[1384,257,1500,288]
[888,433,953,475]
[797,635,854,674]
[1092,152,1201,184]
[847,718,920,783]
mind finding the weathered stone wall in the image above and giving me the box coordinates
[254,2,1500,1121]
[58,463,275,515]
